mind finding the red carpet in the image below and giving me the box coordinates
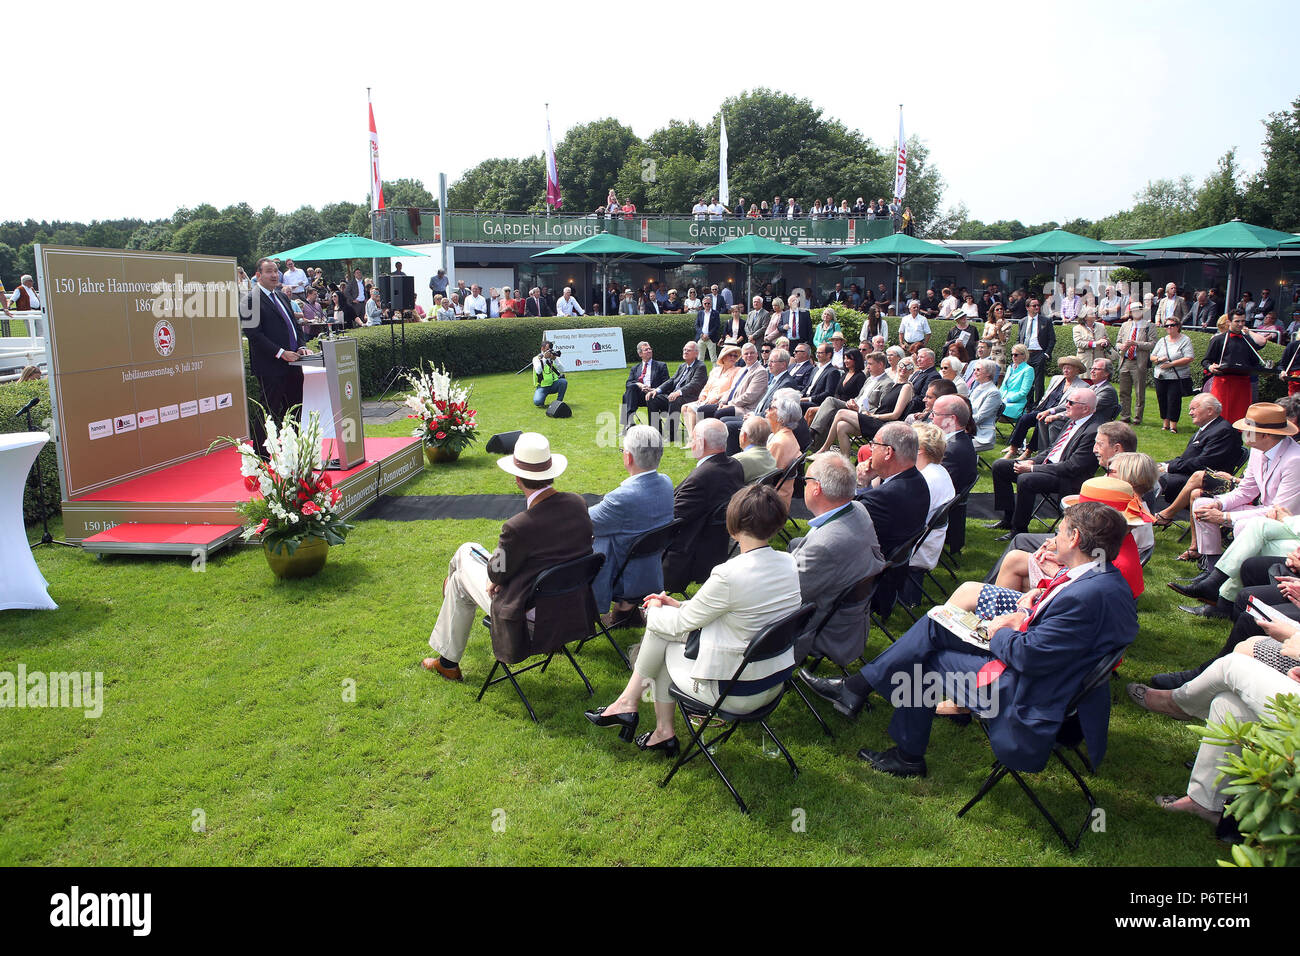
[73,438,418,504]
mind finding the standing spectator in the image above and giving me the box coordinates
[1151,317,1195,431]
[1073,307,1110,367]
[898,301,931,356]
[1112,301,1158,424]
[1185,289,1216,329]
[732,197,747,219]
[695,294,722,363]
[981,302,1012,364]
[889,197,903,233]
[1019,296,1056,406]
[691,199,708,221]
[463,284,488,317]
[707,197,727,221]
[556,286,585,317]
[902,206,915,236]
[852,197,869,217]
[745,295,770,345]
[429,268,449,304]
[281,259,308,298]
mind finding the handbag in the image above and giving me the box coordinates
[683,629,702,660]
[1180,376,1196,397]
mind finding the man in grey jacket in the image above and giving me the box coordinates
[790,452,886,665]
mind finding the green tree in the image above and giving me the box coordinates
[81,222,129,249]
[447,156,545,211]
[373,178,435,209]
[256,207,326,259]
[1093,177,1197,239]
[554,118,640,213]
[1244,98,1300,231]
[320,201,362,235]
[169,216,253,263]
[1193,149,1245,228]
[0,242,17,280]
[126,223,174,251]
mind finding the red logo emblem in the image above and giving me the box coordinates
[153,319,176,357]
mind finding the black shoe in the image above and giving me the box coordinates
[994,531,1021,542]
[857,746,927,778]
[1169,569,1228,605]
[584,705,639,742]
[1178,603,1230,619]
[798,669,869,718]
[1151,668,1203,691]
[634,731,680,757]
[984,518,1012,530]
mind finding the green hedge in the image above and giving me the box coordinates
[0,379,61,524]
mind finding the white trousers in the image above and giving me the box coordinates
[428,542,492,662]
[636,622,781,713]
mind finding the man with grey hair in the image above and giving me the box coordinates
[733,416,776,481]
[721,347,793,453]
[855,421,931,615]
[1155,392,1241,510]
[590,425,676,626]
[907,348,941,414]
[745,295,770,345]
[789,452,886,665]
[622,340,669,426]
[968,358,1003,451]
[988,386,1102,538]
[661,418,745,594]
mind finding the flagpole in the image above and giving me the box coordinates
[894,104,903,311]
[545,103,550,221]
[368,87,378,287]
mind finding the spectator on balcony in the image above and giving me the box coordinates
[810,200,824,220]
[708,198,728,221]
[866,202,877,221]
[786,199,803,219]
[759,201,771,218]
[621,200,636,220]
[852,197,868,218]
[747,203,761,219]
[837,200,852,219]
[692,199,708,221]
[772,196,785,219]
[556,287,586,317]
[733,198,747,219]
[902,206,915,236]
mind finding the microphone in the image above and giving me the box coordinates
[13,397,39,418]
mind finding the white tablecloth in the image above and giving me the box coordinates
[0,432,57,611]
[302,365,336,440]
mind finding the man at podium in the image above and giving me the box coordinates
[243,257,314,426]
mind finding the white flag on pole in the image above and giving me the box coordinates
[718,114,729,206]
[894,105,907,201]
[368,92,384,214]
[545,106,563,209]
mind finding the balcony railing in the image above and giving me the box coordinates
[373,208,896,248]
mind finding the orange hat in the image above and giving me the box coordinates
[1061,476,1152,527]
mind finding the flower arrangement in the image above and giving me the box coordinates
[404,362,479,455]
[212,408,353,555]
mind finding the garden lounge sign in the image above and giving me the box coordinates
[434,214,893,246]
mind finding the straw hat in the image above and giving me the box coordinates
[1233,402,1298,437]
[717,344,743,363]
[1057,355,1085,371]
[496,432,568,481]
[1061,476,1152,527]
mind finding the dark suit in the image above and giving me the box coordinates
[801,363,842,408]
[695,309,721,342]
[721,369,794,454]
[646,360,707,441]
[524,296,546,317]
[1159,416,1243,505]
[622,358,670,421]
[782,310,813,347]
[941,429,978,554]
[991,414,1101,532]
[906,365,942,415]
[1019,311,1057,404]
[662,454,745,594]
[1008,373,1072,452]
[856,466,931,614]
[858,563,1137,771]
[486,489,595,665]
[786,361,814,393]
[242,286,305,426]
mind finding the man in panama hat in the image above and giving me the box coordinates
[422,433,594,680]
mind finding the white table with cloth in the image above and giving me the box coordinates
[0,432,57,611]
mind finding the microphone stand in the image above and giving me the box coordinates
[21,402,73,548]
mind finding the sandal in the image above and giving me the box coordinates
[1152,513,1174,528]
[1176,548,1200,562]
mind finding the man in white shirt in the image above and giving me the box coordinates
[556,286,586,317]
[938,287,958,319]
[462,284,488,317]
[898,301,931,356]
[692,200,708,221]
[707,199,726,221]
[281,259,308,298]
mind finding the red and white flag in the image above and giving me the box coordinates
[545,106,563,209]
[894,104,907,201]
[369,93,384,214]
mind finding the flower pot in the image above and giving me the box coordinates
[264,535,330,579]
[425,445,460,464]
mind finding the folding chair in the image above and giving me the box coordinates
[794,571,880,736]
[660,603,818,814]
[476,552,608,723]
[577,519,686,668]
[900,495,965,609]
[1029,490,1064,532]
[871,525,932,641]
[771,452,807,543]
[956,648,1126,852]
[681,499,733,592]
[939,477,978,575]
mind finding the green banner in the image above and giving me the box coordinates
[386,212,893,247]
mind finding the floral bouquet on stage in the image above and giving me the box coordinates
[404,362,479,456]
[212,408,354,555]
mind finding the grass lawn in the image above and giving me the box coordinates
[0,366,1244,865]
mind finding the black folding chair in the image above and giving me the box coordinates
[956,648,1126,852]
[772,452,807,543]
[940,477,978,575]
[577,519,686,669]
[660,603,818,814]
[477,552,608,723]
[871,525,932,641]
[900,495,964,608]
[1029,490,1064,532]
[795,572,880,735]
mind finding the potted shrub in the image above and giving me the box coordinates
[404,362,479,463]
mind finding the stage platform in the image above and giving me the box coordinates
[65,437,424,549]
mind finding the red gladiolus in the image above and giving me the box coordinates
[244,475,259,492]
[435,431,447,440]
[318,473,332,489]
[302,501,319,516]
[330,488,341,505]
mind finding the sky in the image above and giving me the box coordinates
[13,0,1295,227]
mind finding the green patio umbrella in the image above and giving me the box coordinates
[831,233,964,312]
[688,234,817,311]
[269,231,428,262]
[1127,220,1299,311]
[531,233,679,313]
[969,228,1138,309]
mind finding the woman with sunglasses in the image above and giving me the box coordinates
[1151,317,1195,432]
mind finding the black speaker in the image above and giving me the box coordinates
[485,430,523,454]
[545,400,571,418]
[390,274,414,310]
[375,274,392,305]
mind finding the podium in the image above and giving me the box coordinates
[299,337,366,470]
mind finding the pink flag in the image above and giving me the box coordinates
[369,94,384,213]
[545,107,563,209]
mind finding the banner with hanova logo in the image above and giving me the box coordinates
[543,327,628,373]
[34,245,249,500]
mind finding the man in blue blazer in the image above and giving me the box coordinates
[695,294,722,363]
[801,501,1137,777]
[621,340,670,426]
[243,257,314,427]
[854,422,931,614]
[590,424,676,628]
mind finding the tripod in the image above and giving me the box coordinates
[18,400,73,549]
[375,311,411,410]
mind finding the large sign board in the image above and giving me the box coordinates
[544,327,628,372]
[35,245,249,500]
[322,337,365,468]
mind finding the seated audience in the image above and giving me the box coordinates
[818,357,915,456]
[1153,394,1241,517]
[998,344,1035,420]
[765,397,803,512]
[584,485,802,756]
[967,359,1003,452]
[590,425,676,628]
[422,434,592,681]
[681,345,742,438]
[1002,355,1085,461]
[622,341,670,426]
[902,423,956,604]
[661,419,745,593]
[733,416,776,481]
[853,422,931,614]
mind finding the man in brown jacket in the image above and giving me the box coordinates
[423,433,594,680]
[1111,300,1159,424]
